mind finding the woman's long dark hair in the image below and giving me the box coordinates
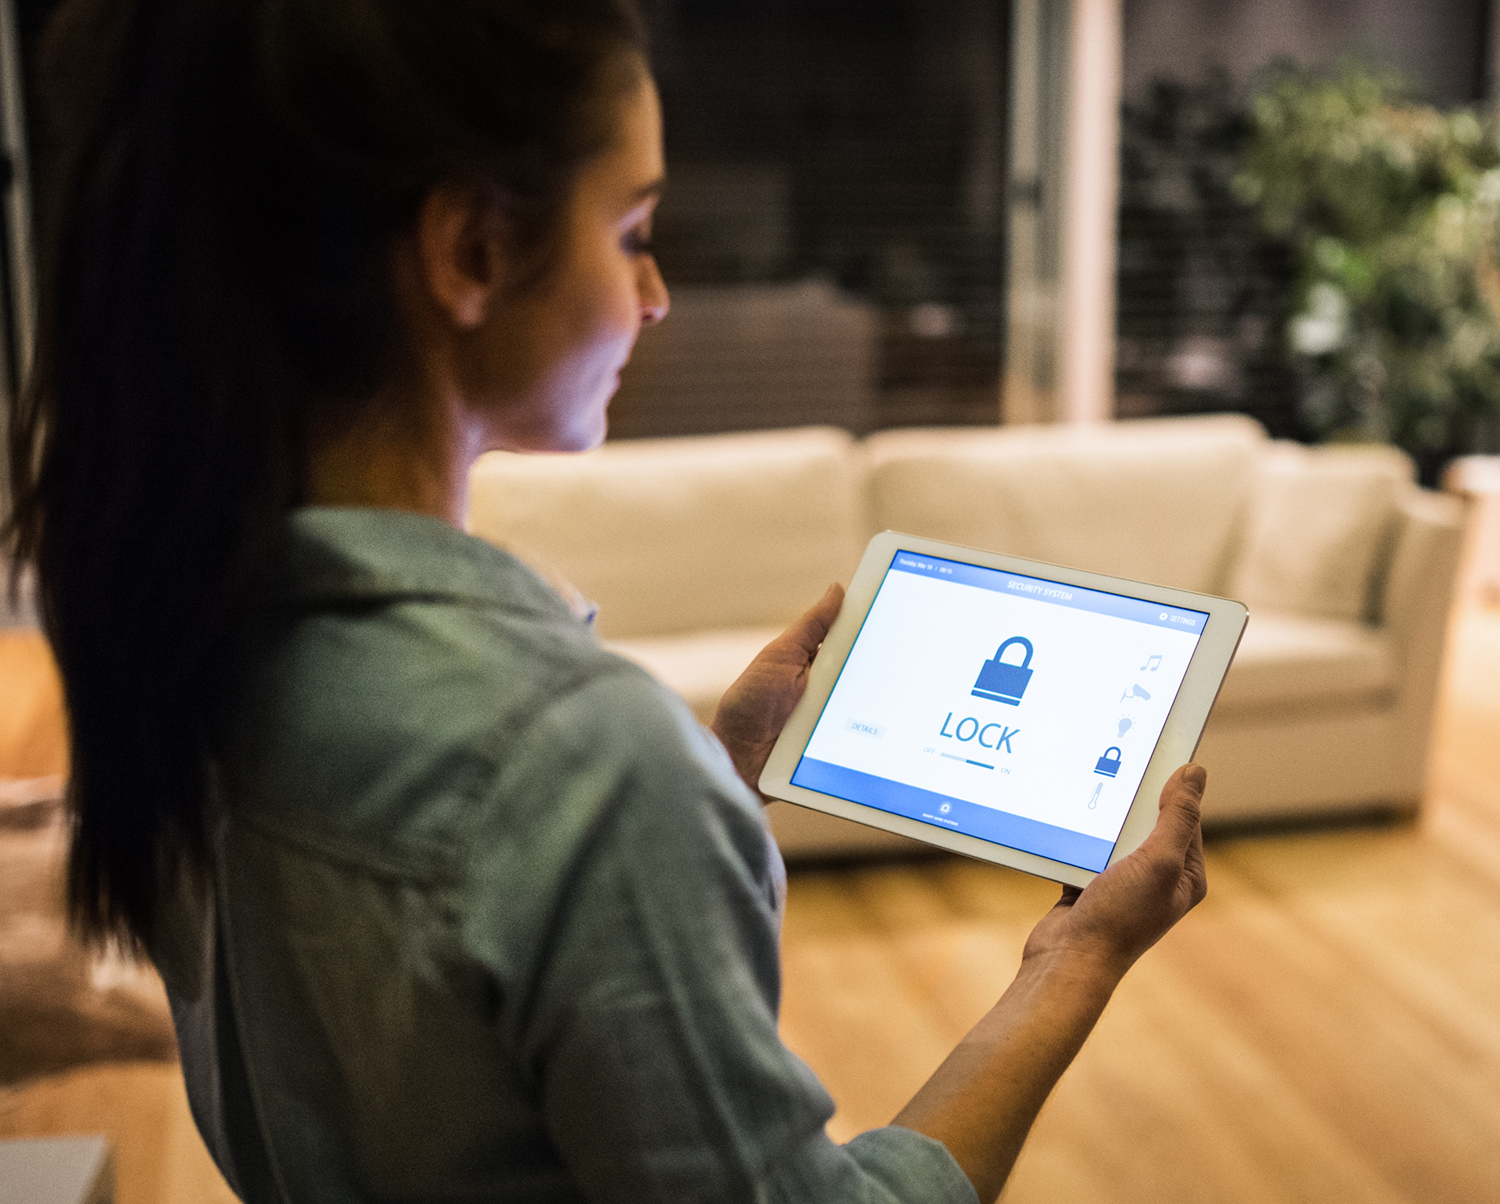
[4,0,646,948]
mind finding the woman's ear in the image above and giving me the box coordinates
[413,184,505,330]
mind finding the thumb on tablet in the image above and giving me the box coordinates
[1155,762,1207,854]
[779,582,844,663]
[711,583,845,797]
[1108,762,1208,952]
[1028,764,1207,976]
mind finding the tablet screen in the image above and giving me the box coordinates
[790,550,1210,871]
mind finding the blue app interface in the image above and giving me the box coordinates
[791,551,1208,871]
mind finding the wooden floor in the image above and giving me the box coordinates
[0,1063,239,1204]
[2,610,1500,1202]
[0,628,67,782]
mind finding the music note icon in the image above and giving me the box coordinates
[1141,654,1162,672]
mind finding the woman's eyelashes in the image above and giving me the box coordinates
[623,226,654,256]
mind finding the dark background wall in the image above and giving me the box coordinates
[1114,0,1494,441]
[6,1,1493,445]
[1124,0,1489,106]
[614,0,1012,436]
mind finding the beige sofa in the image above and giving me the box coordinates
[467,415,1466,855]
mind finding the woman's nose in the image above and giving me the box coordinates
[638,255,669,326]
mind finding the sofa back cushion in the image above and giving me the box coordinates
[467,427,868,639]
[866,415,1265,593]
[1229,442,1413,622]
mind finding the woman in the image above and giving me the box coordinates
[5,1,1208,1200]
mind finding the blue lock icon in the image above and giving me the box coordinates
[972,636,1034,705]
[1094,747,1123,777]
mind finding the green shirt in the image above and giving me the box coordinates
[151,508,975,1204]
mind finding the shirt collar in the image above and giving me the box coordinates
[278,507,573,622]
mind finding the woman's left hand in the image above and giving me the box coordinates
[710,583,844,799]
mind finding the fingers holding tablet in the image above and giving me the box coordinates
[1024,763,1209,976]
[1113,761,1207,931]
[711,583,846,797]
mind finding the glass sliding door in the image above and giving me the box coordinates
[616,0,1012,439]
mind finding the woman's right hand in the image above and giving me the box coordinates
[893,765,1208,1203]
[1021,763,1209,980]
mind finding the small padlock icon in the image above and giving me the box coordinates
[971,636,1034,705]
[1094,747,1123,778]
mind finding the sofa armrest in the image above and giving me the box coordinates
[1378,487,1466,713]
[1443,455,1500,606]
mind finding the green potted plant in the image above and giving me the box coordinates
[1235,65,1500,482]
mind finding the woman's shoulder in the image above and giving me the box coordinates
[253,506,627,714]
[220,506,758,881]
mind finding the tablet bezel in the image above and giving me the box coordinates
[759,530,1248,887]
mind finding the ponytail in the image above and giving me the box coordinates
[5,0,646,946]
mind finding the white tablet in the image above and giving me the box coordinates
[760,531,1248,887]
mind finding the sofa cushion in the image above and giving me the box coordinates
[866,414,1264,593]
[604,626,786,724]
[468,427,867,639]
[1229,443,1413,623]
[1212,612,1396,716]
[606,614,1398,735]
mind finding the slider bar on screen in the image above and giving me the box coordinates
[939,752,992,769]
